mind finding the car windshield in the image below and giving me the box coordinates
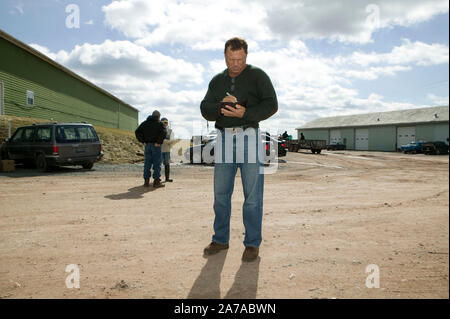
[55,125,99,143]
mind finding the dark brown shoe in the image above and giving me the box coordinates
[153,178,165,188]
[242,246,259,262]
[143,178,150,187]
[203,242,229,256]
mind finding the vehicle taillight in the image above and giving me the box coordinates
[281,143,286,148]
[52,146,59,155]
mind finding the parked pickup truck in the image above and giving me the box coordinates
[286,139,326,154]
[400,141,424,154]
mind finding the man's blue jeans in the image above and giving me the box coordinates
[144,143,162,180]
[162,152,171,166]
[212,128,264,248]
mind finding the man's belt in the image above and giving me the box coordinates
[215,124,259,131]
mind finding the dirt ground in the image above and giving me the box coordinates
[0,150,448,299]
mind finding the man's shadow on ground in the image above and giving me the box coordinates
[104,185,157,200]
[187,252,260,299]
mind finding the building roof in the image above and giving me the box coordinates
[297,105,449,130]
[0,29,139,113]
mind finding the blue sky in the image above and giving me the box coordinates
[0,0,448,138]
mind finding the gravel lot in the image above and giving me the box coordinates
[0,150,448,299]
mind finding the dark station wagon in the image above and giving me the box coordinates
[0,123,103,171]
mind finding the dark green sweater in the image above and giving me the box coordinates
[200,64,278,128]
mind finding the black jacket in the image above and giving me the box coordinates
[135,116,167,145]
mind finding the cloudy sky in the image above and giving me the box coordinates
[0,0,448,138]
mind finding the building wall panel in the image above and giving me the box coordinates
[416,123,449,144]
[370,126,396,151]
[340,128,355,150]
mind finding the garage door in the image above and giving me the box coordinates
[397,126,416,150]
[330,129,341,144]
[355,128,369,150]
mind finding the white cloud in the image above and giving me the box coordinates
[103,0,269,50]
[347,40,449,67]
[14,3,24,15]
[102,0,449,47]
[427,93,449,106]
[344,66,413,80]
[329,39,449,80]
[262,0,449,44]
[35,40,205,87]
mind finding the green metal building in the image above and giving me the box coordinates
[297,106,449,151]
[0,29,138,131]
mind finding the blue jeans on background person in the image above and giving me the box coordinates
[212,128,264,248]
[144,143,162,180]
[162,152,170,166]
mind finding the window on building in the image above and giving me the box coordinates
[26,90,34,106]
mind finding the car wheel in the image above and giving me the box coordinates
[36,154,49,172]
[316,149,322,154]
[436,149,441,155]
[82,162,94,170]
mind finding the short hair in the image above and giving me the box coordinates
[224,37,248,54]
[152,110,161,119]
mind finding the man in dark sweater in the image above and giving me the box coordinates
[135,110,167,188]
[200,37,278,262]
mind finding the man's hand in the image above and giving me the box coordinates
[154,143,161,147]
[221,94,245,118]
[222,94,237,103]
[221,104,246,118]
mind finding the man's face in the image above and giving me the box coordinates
[225,47,247,77]
[162,120,168,127]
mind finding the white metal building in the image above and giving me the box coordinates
[296,106,449,151]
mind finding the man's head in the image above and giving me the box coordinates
[161,117,169,126]
[224,37,248,78]
[151,110,161,120]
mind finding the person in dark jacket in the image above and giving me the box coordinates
[200,37,278,262]
[135,110,167,188]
